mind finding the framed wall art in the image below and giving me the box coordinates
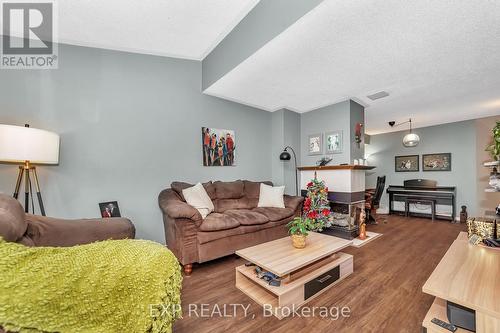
[395,155,419,172]
[325,131,343,154]
[422,153,451,171]
[202,127,236,166]
[308,133,323,156]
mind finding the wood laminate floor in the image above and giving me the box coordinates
[174,216,466,333]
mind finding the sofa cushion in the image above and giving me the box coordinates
[197,224,270,244]
[214,198,253,213]
[0,194,27,242]
[252,207,295,222]
[224,209,269,226]
[182,183,214,219]
[257,183,285,208]
[214,180,244,199]
[243,180,273,199]
[171,181,216,201]
[199,213,240,232]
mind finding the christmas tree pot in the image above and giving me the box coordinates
[291,234,307,249]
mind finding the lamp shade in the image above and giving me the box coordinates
[0,124,59,164]
[279,151,291,160]
[403,132,420,147]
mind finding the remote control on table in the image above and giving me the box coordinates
[431,318,457,332]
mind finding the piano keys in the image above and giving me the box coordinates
[386,179,456,221]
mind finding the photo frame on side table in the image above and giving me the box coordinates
[395,155,419,172]
[308,133,323,156]
[325,131,343,154]
[422,153,451,171]
[99,201,121,218]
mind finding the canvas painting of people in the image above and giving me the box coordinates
[202,127,236,166]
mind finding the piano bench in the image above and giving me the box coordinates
[405,198,436,221]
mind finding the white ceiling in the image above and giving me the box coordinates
[57,0,259,60]
[204,0,500,134]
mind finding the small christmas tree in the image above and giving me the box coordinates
[303,177,332,231]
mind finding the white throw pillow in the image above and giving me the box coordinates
[257,183,285,208]
[182,183,214,219]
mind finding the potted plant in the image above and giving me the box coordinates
[486,121,500,161]
[287,216,312,249]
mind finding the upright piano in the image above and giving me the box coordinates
[386,179,456,221]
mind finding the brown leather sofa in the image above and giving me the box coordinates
[158,180,303,275]
[0,193,135,333]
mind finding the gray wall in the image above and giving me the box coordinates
[300,100,365,166]
[283,110,301,195]
[0,43,274,243]
[365,120,477,216]
[349,100,365,161]
[271,110,285,188]
[270,109,301,195]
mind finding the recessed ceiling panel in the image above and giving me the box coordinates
[205,0,500,133]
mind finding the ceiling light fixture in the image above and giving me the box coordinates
[388,118,420,147]
[367,91,389,101]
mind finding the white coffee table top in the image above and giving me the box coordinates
[235,232,352,277]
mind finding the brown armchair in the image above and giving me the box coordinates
[0,193,135,333]
[0,194,135,247]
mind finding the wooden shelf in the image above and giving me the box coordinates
[297,165,375,171]
[235,252,353,319]
[422,298,471,333]
[483,161,499,167]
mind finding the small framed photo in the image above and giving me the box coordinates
[395,155,419,172]
[423,153,451,171]
[325,131,343,154]
[308,133,323,155]
[99,201,121,218]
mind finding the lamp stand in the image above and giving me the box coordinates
[13,161,46,216]
[286,147,299,196]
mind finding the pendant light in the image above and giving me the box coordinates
[388,118,420,147]
[402,119,420,147]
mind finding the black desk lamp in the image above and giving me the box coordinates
[279,146,298,196]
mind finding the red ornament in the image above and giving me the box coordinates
[322,208,330,217]
[307,211,318,219]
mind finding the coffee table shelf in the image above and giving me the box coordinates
[236,252,353,319]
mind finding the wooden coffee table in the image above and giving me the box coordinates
[235,232,353,319]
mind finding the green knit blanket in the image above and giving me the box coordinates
[0,237,182,333]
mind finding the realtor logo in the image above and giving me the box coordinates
[1,0,58,69]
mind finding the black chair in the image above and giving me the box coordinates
[365,176,386,225]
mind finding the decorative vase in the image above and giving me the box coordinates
[291,234,307,249]
[358,223,367,240]
[460,206,468,224]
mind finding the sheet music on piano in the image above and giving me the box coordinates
[386,179,456,221]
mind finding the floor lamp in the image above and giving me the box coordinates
[0,124,60,216]
[279,146,299,196]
